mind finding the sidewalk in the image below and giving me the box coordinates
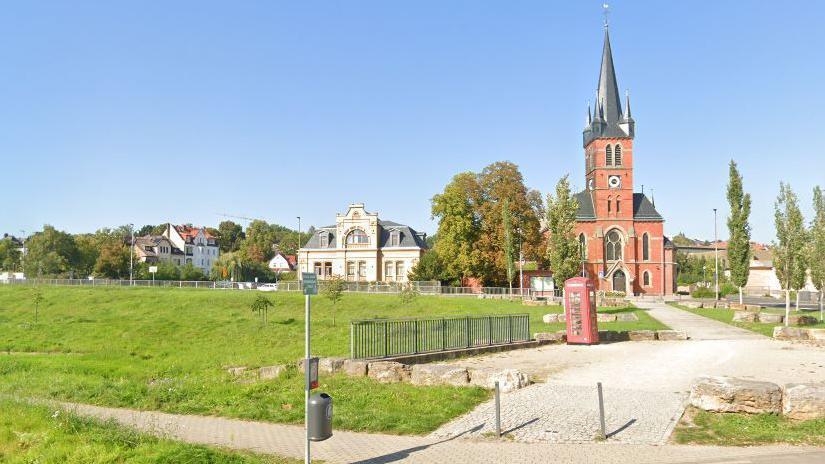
[56,401,824,464]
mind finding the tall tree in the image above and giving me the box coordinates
[94,241,130,278]
[546,175,580,288]
[240,220,277,262]
[22,225,79,278]
[217,220,245,253]
[773,183,807,325]
[810,186,825,321]
[502,198,516,295]
[430,172,483,285]
[726,160,752,304]
[0,238,22,271]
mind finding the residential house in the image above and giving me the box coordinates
[268,252,296,273]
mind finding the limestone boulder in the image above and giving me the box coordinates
[732,311,758,323]
[367,361,409,383]
[783,383,825,420]
[258,365,286,380]
[615,312,639,322]
[597,330,629,342]
[729,303,746,310]
[758,313,784,324]
[806,329,825,341]
[716,302,730,309]
[788,315,818,326]
[468,368,531,393]
[342,359,368,377]
[297,357,346,374]
[542,313,560,324]
[689,376,782,414]
[628,330,656,341]
[773,326,809,340]
[534,331,566,343]
[657,330,688,341]
[682,301,703,309]
[409,364,469,387]
[226,366,248,376]
[597,313,617,322]
[745,304,763,311]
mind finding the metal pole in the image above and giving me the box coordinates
[597,382,606,440]
[714,208,719,300]
[297,217,302,273]
[304,292,311,464]
[519,248,524,298]
[495,381,501,437]
[129,224,134,286]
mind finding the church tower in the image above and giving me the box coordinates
[582,26,635,222]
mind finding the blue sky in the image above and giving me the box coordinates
[2,1,824,243]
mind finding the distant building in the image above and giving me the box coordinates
[133,224,220,275]
[297,203,428,282]
[268,252,296,273]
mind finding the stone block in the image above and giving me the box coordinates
[657,330,688,341]
[297,356,346,374]
[732,311,758,323]
[597,313,617,322]
[683,301,703,309]
[367,361,409,383]
[628,330,656,341]
[597,330,629,342]
[788,315,818,326]
[409,364,469,387]
[468,368,530,393]
[615,312,639,322]
[783,383,825,420]
[534,331,566,343]
[716,302,730,309]
[689,376,782,414]
[758,313,784,324]
[226,366,248,376]
[258,365,286,380]
[773,326,809,340]
[729,303,746,310]
[342,359,368,377]
[542,313,560,324]
[745,304,763,311]
[807,329,825,341]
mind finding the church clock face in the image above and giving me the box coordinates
[608,175,622,189]
[588,178,594,190]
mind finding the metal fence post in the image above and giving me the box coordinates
[384,321,389,357]
[597,382,606,440]
[495,380,502,437]
[466,316,471,348]
[442,319,447,351]
[414,320,419,354]
[350,322,355,359]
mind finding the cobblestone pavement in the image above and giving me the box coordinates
[433,301,825,445]
[56,401,825,464]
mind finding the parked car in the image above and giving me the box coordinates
[257,283,279,292]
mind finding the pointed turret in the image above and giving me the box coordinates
[583,26,634,147]
[619,90,635,137]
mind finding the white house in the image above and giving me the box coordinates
[268,252,296,273]
[297,203,428,282]
[163,224,220,274]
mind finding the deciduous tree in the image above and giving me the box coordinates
[726,160,752,304]
[810,186,825,321]
[22,226,79,278]
[546,175,580,287]
[773,183,807,325]
[431,172,483,285]
[217,221,245,253]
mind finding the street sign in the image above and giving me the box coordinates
[308,357,319,389]
[148,266,158,273]
[302,272,318,295]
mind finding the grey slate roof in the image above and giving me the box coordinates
[574,191,663,222]
[583,28,634,147]
[301,220,428,249]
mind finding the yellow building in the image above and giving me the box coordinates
[297,203,427,282]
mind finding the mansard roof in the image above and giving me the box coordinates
[302,220,427,249]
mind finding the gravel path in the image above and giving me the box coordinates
[432,301,825,445]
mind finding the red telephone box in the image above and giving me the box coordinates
[564,277,599,345]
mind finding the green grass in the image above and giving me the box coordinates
[0,398,299,463]
[537,305,670,332]
[670,303,825,337]
[673,408,825,446]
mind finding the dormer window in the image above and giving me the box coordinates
[319,232,328,248]
[390,230,400,247]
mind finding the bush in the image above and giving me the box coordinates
[691,287,715,299]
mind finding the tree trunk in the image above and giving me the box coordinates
[739,287,743,305]
[820,291,824,322]
[785,289,791,327]
[795,291,800,312]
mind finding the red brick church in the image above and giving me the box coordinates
[574,25,676,296]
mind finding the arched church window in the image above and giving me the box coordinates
[345,228,369,246]
[579,233,587,259]
[642,233,650,261]
[643,271,651,287]
[605,229,622,261]
[615,145,623,166]
[605,145,613,166]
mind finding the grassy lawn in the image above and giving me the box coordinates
[673,408,825,446]
[0,398,299,463]
[537,305,670,333]
[670,303,825,337]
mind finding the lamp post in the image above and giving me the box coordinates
[129,223,135,286]
[713,208,719,301]
[297,217,302,279]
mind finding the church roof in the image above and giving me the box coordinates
[574,191,663,222]
[583,27,634,146]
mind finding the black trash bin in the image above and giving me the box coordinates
[308,392,333,441]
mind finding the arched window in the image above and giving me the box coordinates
[605,145,613,166]
[616,197,621,214]
[614,145,623,166]
[642,233,650,261]
[345,228,369,246]
[643,271,651,287]
[579,233,587,259]
[605,229,623,261]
